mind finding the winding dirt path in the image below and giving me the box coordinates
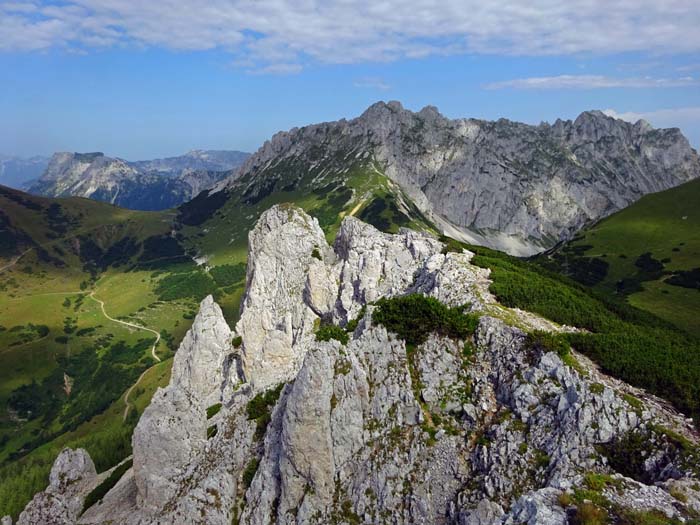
[87,292,163,422]
[348,199,366,217]
[88,292,161,363]
[0,248,32,274]
[121,366,153,421]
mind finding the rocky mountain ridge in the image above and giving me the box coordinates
[0,155,49,189]
[27,150,248,211]
[130,149,249,175]
[11,205,700,524]
[220,102,700,255]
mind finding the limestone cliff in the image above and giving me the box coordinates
[17,204,700,524]
[219,103,700,255]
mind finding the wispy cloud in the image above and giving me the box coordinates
[484,75,700,90]
[353,77,391,91]
[677,63,700,72]
[1,1,700,74]
[248,63,303,75]
[603,107,700,126]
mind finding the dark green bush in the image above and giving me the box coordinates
[206,403,222,419]
[525,331,570,357]
[345,306,366,333]
[209,263,247,287]
[246,384,284,440]
[242,458,260,488]
[246,384,283,420]
[316,324,349,345]
[82,459,133,513]
[373,294,479,347]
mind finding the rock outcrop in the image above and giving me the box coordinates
[132,295,235,512]
[219,102,700,255]
[22,205,700,524]
[17,448,97,525]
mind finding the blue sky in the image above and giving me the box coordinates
[1,1,700,159]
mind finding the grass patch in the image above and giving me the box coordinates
[541,177,700,337]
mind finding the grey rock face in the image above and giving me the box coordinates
[237,204,331,390]
[221,102,700,255]
[22,206,700,524]
[131,295,238,514]
[18,448,96,525]
[170,295,234,406]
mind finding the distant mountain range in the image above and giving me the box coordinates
[25,150,249,211]
[0,155,50,189]
[130,149,249,175]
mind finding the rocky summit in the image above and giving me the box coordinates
[220,103,700,255]
[12,204,700,524]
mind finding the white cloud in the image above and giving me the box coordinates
[484,75,700,90]
[353,77,391,91]
[677,63,700,72]
[603,107,700,127]
[248,63,303,75]
[1,1,700,73]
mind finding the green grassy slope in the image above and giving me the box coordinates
[539,178,700,336]
[0,187,197,518]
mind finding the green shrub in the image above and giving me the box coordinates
[315,324,349,345]
[82,459,133,513]
[246,384,284,440]
[345,306,366,333]
[311,248,322,260]
[373,294,479,347]
[209,263,246,287]
[525,330,570,357]
[206,403,222,419]
[232,335,243,348]
[242,458,259,488]
[155,271,216,301]
[590,383,605,395]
